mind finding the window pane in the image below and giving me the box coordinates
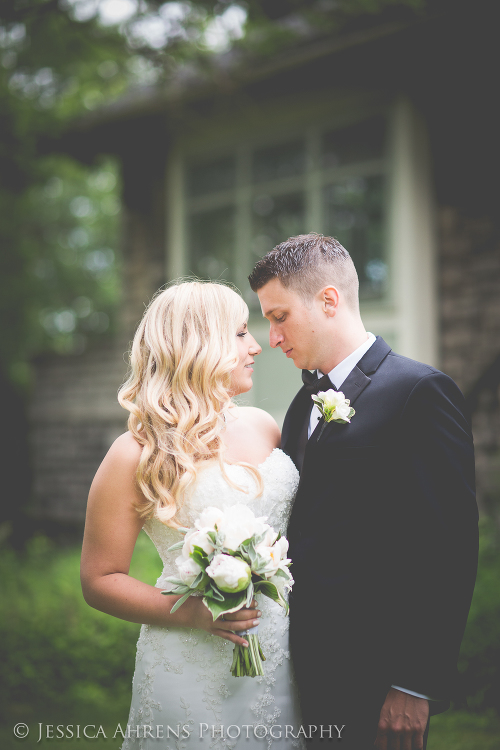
[247,192,306,307]
[188,206,235,281]
[322,116,386,169]
[187,155,235,198]
[323,175,387,300]
[253,140,306,183]
[251,192,306,259]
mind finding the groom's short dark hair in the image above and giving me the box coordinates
[248,233,359,310]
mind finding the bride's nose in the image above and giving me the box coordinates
[249,335,262,356]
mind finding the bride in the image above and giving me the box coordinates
[81,281,304,749]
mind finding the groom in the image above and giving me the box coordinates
[249,234,478,749]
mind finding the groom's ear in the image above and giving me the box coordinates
[321,286,339,317]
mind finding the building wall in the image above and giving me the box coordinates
[439,207,500,520]
[29,342,128,523]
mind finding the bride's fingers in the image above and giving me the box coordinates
[223,616,260,632]
[216,611,260,628]
[225,612,260,624]
[224,606,261,622]
[212,628,249,647]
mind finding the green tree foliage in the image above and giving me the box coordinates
[0,1,130,389]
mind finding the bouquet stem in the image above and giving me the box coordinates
[230,628,265,677]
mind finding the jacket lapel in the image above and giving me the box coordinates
[281,386,312,464]
[310,336,392,444]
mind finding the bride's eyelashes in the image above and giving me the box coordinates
[237,331,247,337]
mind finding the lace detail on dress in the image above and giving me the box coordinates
[122,449,303,750]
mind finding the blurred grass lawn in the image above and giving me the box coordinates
[0,524,499,749]
[0,531,161,750]
[427,710,500,749]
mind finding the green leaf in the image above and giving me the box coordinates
[220,548,238,556]
[202,590,248,621]
[167,540,185,553]
[273,568,289,579]
[252,529,274,547]
[240,541,258,568]
[164,576,184,586]
[190,547,209,569]
[207,530,217,545]
[209,582,225,601]
[195,572,210,591]
[253,579,286,609]
[237,536,254,548]
[245,581,254,608]
[169,592,192,613]
[191,571,205,589]
[161,583,191,595]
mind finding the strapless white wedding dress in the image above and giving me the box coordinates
[122,448,305,750]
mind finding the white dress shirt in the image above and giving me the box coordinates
[305,332,434,703]
[308,332,376,438]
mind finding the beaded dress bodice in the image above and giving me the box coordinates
[143,448,299,592]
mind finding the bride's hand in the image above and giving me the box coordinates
[175,596,261,647]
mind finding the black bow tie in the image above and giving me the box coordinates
[301,370,336,395]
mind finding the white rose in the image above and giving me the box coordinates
[182,527,215,558]
[176,555,202,586]
[205,553,251,593]
[254,543,281,578]
[260,525,278,547]
[316,389,352,422]
[195,506,224,531]
[334,400,352,421]
[317,390,344,409]
[218,504,268,552]
[273,536,289,560]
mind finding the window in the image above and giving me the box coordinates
[183,114,388,312]
[168,99,437,422]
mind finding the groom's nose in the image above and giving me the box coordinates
[269,326,283,348]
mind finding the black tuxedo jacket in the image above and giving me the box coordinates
[283,337,478,716]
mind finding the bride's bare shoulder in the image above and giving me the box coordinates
[93,432,144,483]
[87,431,146,520]
[231,406,280,448]
[108,431,144,461]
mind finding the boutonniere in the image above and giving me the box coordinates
[312,389,355,440]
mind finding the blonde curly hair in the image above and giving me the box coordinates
[118,281,262,527]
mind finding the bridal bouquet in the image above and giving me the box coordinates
[161,504,293,677]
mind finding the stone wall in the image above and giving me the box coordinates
[29,341,129,524]
[439,207,500,521]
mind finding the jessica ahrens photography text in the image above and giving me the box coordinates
[29,723,346,742]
